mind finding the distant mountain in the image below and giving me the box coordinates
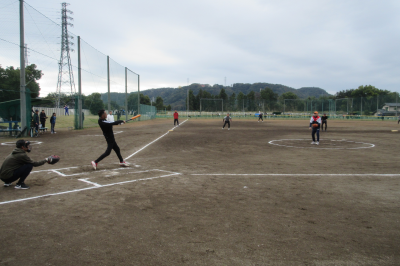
[141,83,331,109]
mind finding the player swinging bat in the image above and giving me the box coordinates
[91,110,140,170]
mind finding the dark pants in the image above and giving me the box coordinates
[95,139,123,164]
[223,121,230,128]
[35,123,39,135]
[1,164,33,184]
[41,120,46,128]
[321,121,327,131]
[174,119,179,126]
[258,116,263,121]
[51,123,55,133]
[312,127,320,142]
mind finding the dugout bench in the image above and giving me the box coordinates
[0,121,21,137]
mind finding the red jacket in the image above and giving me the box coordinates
[174,112,179,119]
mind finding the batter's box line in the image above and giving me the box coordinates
[191,173,400,176]
[78,169,181,187]
[0,171,181,206]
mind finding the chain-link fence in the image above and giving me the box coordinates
[172,92,400,120]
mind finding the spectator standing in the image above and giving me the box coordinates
[50,113,57,134]
[40,110,48,129]
[64,105,69,116]
[33,110,39,137]
[107,111,115,122]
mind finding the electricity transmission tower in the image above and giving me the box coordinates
[56,2,75,108]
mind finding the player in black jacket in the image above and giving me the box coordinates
[91,109,129,170]
[321,113,328,131]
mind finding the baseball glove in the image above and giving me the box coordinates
[47,155,60,164]
[312,124,319,128]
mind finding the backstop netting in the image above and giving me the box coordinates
[0,1,140,132]
[139,104,156,121]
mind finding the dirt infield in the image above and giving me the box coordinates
[0,118,399,265]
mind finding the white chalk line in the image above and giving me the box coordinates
[78,179,102,187]
[0,171,181,205]
[268,139,375,150]
[1,141,42,146]
[31,167,78,174]
[31,166,141,177]
[125,119,188,160]
[191,173,400,176]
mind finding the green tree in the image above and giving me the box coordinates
[351,85,390,98]
[110,100,120,110]
[85,93,104,115]
[280,91,298,100]
[140,94,151,105]
[0,64,43,102]
[237,92,245,111]
[247,91,256,111]
[260,87,278,111]
[188,90,195,110]
[155,96,164,110]
[229,93,236,111]
[166,104,172,111]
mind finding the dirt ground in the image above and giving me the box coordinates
[0,118,399,265]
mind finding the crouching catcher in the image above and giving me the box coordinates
[0,140,59,189]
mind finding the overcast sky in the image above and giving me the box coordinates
[1,0,400,95]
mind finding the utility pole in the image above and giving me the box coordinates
[20,0,27,136]
[56,2,76,108]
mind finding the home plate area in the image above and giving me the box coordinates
[0,167,181,205]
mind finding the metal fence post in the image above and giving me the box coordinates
[138,75,140,118]
[125,67,128,121]
[77,36,82,129]
[107,55,110,112]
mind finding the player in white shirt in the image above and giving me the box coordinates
[107,111,115,122]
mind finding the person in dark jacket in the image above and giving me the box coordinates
[40,110,48,129]
[91,109,129,170]
[50,113,57,134]
[0,140,52,189]
[33,110,39,137]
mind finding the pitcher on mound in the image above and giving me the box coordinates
[309,111,321,145]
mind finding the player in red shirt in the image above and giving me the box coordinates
[173,110,179,126]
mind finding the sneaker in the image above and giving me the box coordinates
[316,142,319,145]
[15,183,29,189]
[228,128,230,130]
[4,183,12,187]
[119,161,130,167]
[222,128,224,129]
[54,132,57,134]
[91,161,97,170]
[311,142,316,145]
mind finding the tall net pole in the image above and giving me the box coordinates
[77,36,82,129]
[19,0,27,135]
[56,2,76,108]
